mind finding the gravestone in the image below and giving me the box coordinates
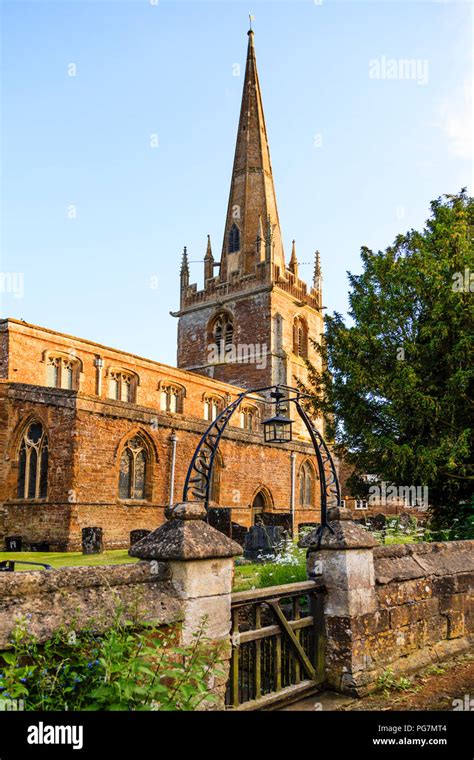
[208,508,232,537]
[261,512,292,534]
[82,527,104,555]
[130,529,151,547]
[5,536,22,552]
[29,542,50,552]
[231,522,248,547]
[372,513,387,531]
[243,523,284,562]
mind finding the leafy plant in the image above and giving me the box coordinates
[376,667,414,695]
[0,612,225,711]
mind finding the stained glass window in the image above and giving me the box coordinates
[17,422,48,500]
[299,461,315,506]
[118,436,148,501]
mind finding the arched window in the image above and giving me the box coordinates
[17,422,48,500]
[240,406,259,432]
[293,317,308,358]
[299,461,315,507]
[119,435,149,500]
[108,370,137,403]
[211,312,234,359]
[228,223,240,253]
[46,354,79,390]
[160,384,184,413]
[204,395,223,422]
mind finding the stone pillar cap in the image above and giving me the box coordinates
[129,501,243,561]
[299,508,378,551]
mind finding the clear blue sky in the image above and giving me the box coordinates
[1,0,472,365]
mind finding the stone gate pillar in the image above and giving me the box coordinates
[130,501,242,709]
[300,507,379,696]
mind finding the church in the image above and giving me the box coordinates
[0,29,330,551]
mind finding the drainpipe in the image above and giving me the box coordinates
[169,432,178,507]
[290,451,296,537]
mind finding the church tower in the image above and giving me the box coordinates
[174,28,324,398]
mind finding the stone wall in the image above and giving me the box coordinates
[303,511,474,697]
[0,561,182,650]
[372,541,473,674]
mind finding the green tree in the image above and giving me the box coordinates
[305,190,473,534]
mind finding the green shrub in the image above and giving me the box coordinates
[0,613,225,711]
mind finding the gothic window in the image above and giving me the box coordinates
[108,371,137,403]
[118,435,148,500]
[204,396,223,422]
[46,355,78,390]
[293,317,308,359]
[212,312,234,358]
[17,422,48,500]
[299,461,315,507]
[240,406,258,432]
[228,223,240,253]
[160,384,184,414]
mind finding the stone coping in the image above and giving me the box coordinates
[374,540,474,585]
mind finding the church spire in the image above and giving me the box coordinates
[220,27,284,280]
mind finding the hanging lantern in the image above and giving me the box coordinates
[263,387,293,443]
[263,411,293,443]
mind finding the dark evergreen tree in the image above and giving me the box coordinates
[304,191,473,536]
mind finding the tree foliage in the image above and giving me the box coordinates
[304,191,473,530]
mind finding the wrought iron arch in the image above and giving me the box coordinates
[182,385,341,535]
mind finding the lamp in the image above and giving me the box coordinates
[263,388,293,444]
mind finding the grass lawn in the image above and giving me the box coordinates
[0,550,139,570]
[233,563,261,592]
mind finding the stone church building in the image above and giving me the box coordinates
[0,30,330,551]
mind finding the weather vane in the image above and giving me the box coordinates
[249,13,255,31]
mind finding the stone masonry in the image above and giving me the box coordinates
[302,509,474,696]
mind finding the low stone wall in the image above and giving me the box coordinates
[0,502,242,710]
[302,510,474,697]
[372,541,473,676]
[342,540,474,695]
[0,562,182,649]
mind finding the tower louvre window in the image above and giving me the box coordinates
[211,312,234,359]
[293,317,308,359]
[228,223,240,253]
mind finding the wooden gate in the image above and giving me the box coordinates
[225,580,324,710]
